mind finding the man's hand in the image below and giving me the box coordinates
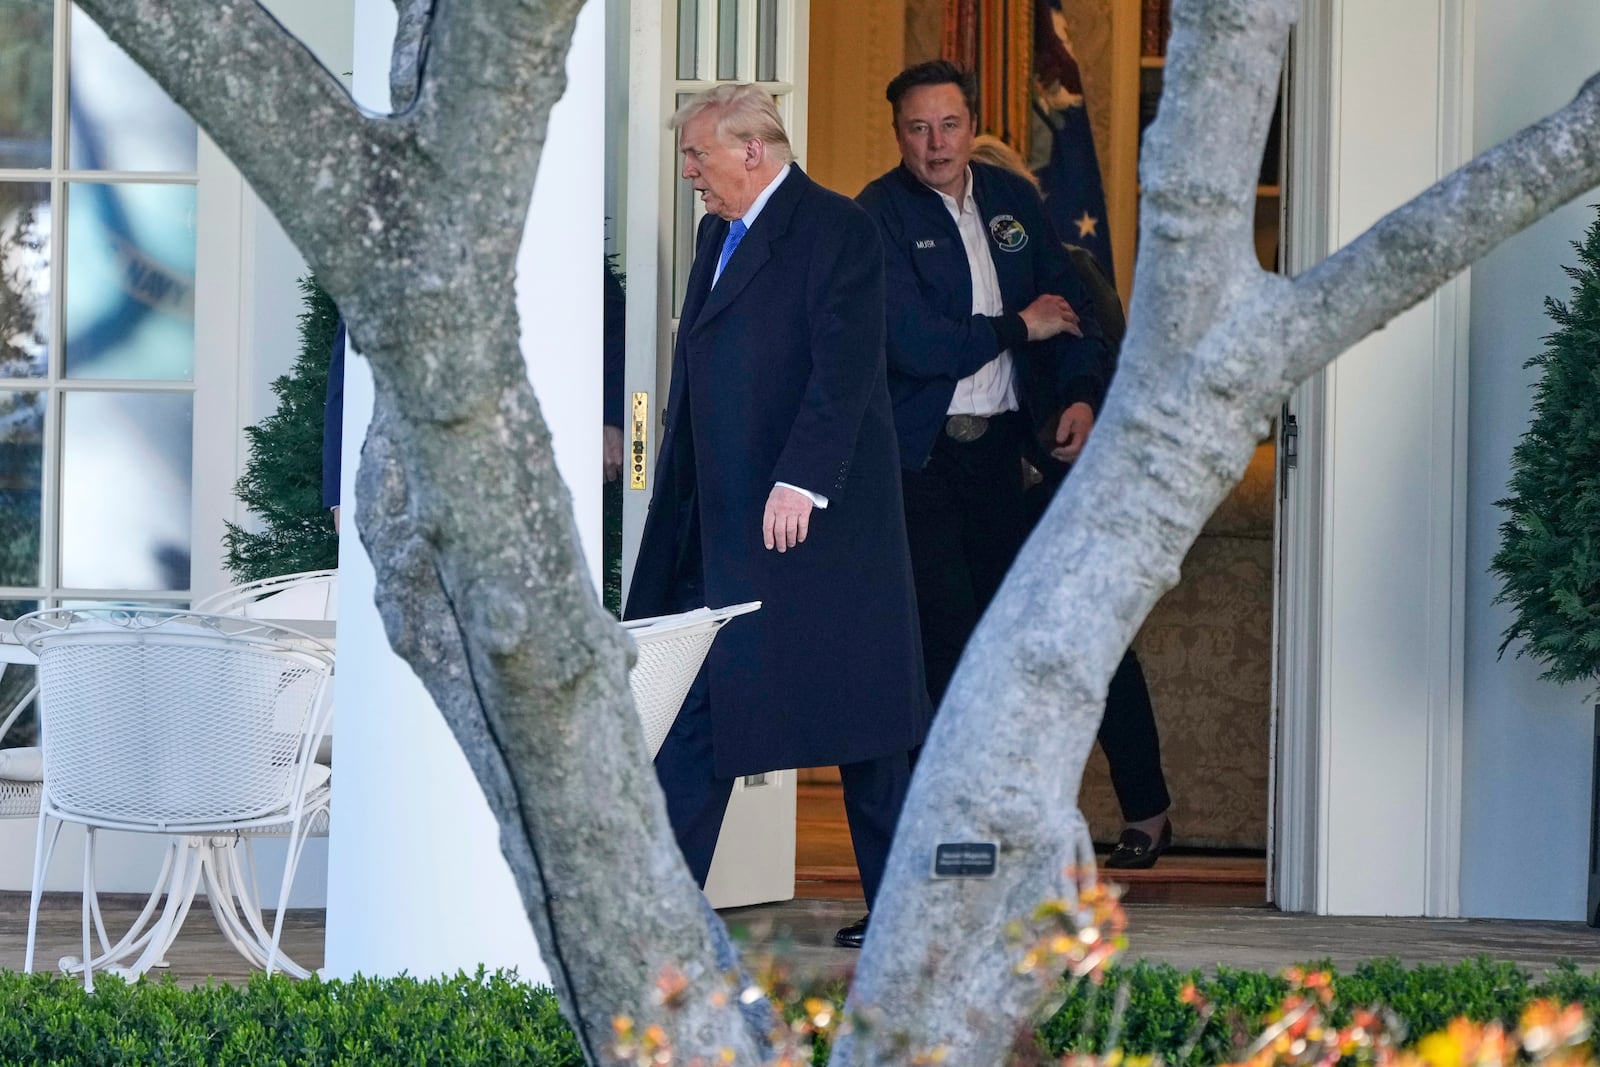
[604,425,624,482]
[1050,402,1095,464]
[762,484,814,552]
[1018,293,1083,342]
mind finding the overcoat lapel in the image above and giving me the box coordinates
[678,214,725,339]
[691,166,811,334]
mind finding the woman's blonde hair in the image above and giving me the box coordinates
[670,84,794,164]
[970,134,1041,191]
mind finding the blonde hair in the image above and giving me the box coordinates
[971,134,1041,191]
[670,83,795,164]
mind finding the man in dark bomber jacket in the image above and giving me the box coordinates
[856,60,1111,741]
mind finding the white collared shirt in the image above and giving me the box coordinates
[712,162,791,287]
[935,168,1019,417]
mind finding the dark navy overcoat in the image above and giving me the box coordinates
[624,166,931,777]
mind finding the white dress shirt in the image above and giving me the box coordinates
[709,163,828,509]
[936,168,1019,418]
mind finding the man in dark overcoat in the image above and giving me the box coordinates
[624,84,929,949]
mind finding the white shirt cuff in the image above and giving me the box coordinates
[774,481,828,509]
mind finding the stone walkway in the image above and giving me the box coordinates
[3,893,1597,990]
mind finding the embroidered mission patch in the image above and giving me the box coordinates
[988,214,1028,251]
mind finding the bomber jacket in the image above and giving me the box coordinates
[856,161,1110,469]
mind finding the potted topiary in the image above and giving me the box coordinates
[1490,209,1600,927]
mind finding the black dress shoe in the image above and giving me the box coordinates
[1104,820,1173,870]
[833,914,869,948]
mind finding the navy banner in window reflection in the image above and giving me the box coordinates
[64,182,194,381]
[0,390,43,588]
[68,7,196,174]
[0,1,53,169]
[0,183,51,379]
[60,391,192,591]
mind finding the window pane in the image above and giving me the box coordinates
[716,0,738,80]
[60,390,192,591]
[0,0,53,169]
[756,0,779,82]
[676,0,699,80]
[64,181,195,380]
[0,389,43,587]
[0,662,38,748]
[69,5,197,173]
[0,182,50,378]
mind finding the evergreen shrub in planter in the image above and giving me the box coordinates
[1491,209,1600,926]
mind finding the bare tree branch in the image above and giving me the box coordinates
[73,0,378,268]
[409,0,588,231]
[389,0,435,112]
[1126,0,1295,356]
[1282,72,1600,382]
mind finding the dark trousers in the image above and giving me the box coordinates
[1100,649,1171,821]
[901,413,1029,707]
[653,665,911,906]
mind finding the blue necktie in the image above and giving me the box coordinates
[713,219,747,286]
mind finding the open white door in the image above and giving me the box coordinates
[621,0,810,908]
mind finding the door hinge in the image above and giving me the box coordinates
[1279,407,1299,500]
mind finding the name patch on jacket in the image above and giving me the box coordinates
[913,238,942,250]
[988,214,1028,252]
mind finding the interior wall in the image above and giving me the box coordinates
[807,0,906,197]
[1459,0,1600,921]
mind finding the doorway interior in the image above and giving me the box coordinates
[606,0,1290,909]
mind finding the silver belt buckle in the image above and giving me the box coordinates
[944,414,989,443]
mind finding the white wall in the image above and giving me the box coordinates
[323,0,604,982]
[1459,0,1600,921]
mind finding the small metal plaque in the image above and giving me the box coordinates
[932,841,998,879]
[629,391,649,490]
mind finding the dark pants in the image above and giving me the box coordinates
[1100,648,1171,821]
[901,412,1029,707]
[653,665,911,906]
[904,418,1171,824]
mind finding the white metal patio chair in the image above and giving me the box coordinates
[622,602,760,757]
[17,608,334,990]
[194,569,338,976]
[193,569,338,621]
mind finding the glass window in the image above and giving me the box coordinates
[68,5,196,174]
[0,389,44,588]
[0,182,50,378]
[756,0,779,82]
[716,0,739,81]
[59,390,193,590]
[676,0,699,81]
[0,0,53,169]
[64,181,195,380]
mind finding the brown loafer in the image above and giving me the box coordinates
[1104,820,1173,870]
[833,914,869,948]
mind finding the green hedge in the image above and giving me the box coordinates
[1038,957,1600,1065]
[0,958,1595,1066]
[0,969,581,1067]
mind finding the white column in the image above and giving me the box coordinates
[323,0,603,981]
[1297,0,1472,916]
